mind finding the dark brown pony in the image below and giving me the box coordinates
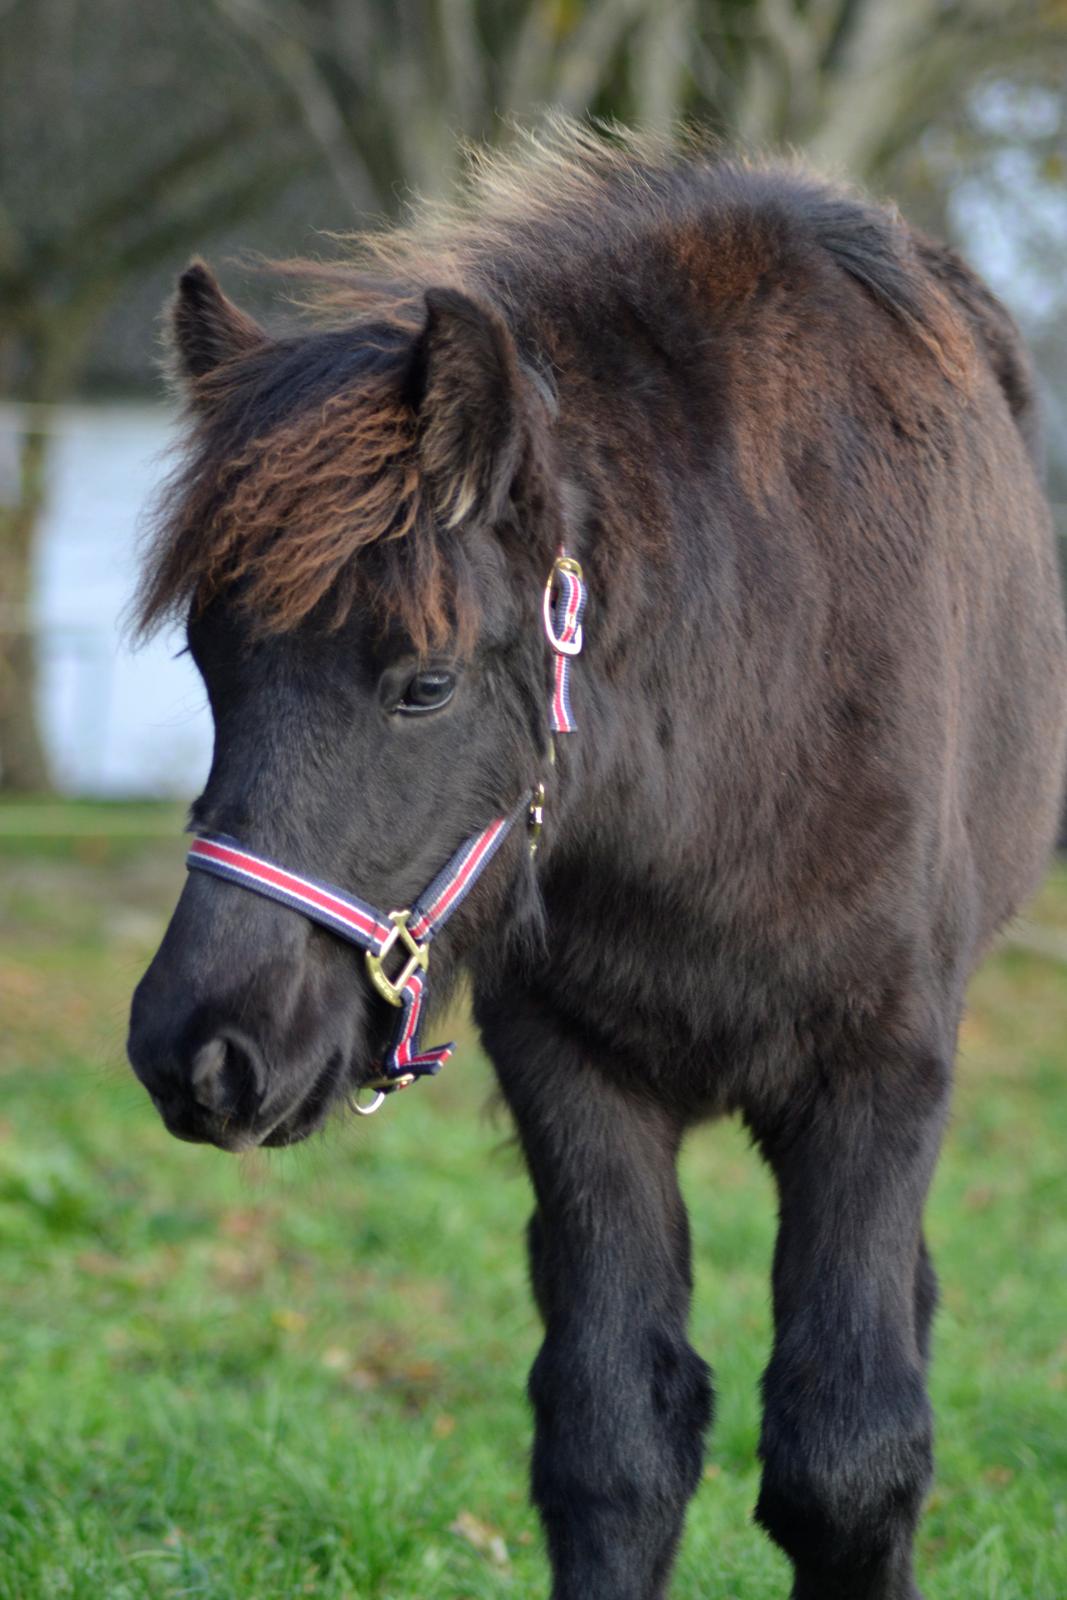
[128,124,1067,1599]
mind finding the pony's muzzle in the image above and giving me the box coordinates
[127,1014,268,1151]
[126,870,331,1150]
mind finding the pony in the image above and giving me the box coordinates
[127,124,1067,1599]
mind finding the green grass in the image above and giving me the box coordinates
[1,812,1065,1598]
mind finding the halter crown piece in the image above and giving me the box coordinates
[186,549,587,1115]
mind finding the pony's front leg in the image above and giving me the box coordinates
[747,1023,951,1600]
[479,995,712,1600]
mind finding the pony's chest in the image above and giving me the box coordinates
[536,869,802,1102]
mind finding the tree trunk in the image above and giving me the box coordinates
[0,410,51,793]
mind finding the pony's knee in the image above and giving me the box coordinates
[647,1329,714,1492]
[528,1326,713,1507]
[756,1363,932,1578]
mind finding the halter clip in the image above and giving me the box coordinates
[351,1088,386,1117]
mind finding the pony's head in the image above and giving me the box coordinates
[127,262,561,1149]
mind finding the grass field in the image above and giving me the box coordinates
[1,806,1065,1600]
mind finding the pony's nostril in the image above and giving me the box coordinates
[190,1038,227,1106]
[190,1034,265,1115]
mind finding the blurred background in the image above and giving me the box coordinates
[1,7,1066,1600]
[2,0,1067,798]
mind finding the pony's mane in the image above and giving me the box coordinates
[136,117,970,649]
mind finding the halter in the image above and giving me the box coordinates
[186,549,587,1115]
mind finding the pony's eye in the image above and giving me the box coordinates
[397,668,456,715]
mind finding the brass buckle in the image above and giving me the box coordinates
[364,910,429,1007]
[543,555,584,655]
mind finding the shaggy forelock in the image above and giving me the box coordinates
[136,318,478,652]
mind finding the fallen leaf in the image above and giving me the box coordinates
[271,1308,308,1334]
[450,1509,509,1568]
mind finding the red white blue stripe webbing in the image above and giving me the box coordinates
[406,812,515,942]
[186,835,394,948]
[543,555,586,734]
[184,548,585,1102]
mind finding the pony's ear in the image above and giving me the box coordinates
[409,287,529,527]
[168,261,266,386]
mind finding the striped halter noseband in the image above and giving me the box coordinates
[186,550,587,1115]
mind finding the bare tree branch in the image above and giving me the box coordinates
[501,0,559,117]
[632,0,695,132]
[206,0,383,214]
[553,0,647,114]
[438,0,487,137]
[805,0,944,170]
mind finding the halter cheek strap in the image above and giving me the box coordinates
[184,549,587,1111]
